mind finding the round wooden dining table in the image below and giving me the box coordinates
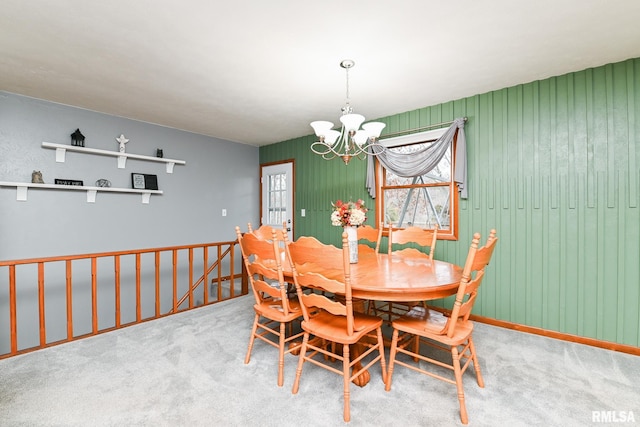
[287,249,463,387]
[346,250,463,302]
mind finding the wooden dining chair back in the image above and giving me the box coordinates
[235,226,303,387]
[246,221,292,271]
[356,223,383,254]
[387,224,438,260]
[445,229,497,335]
[247,222,288,241]
[369,225,439,321]
[385,229,498,425]
[285,233,387,422]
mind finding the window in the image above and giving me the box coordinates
[266,172,287,225]
[377,128,459,240]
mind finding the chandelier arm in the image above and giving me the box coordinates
[310,141,349,161]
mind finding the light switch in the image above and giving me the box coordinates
[222,209,227,217]
[301,209,306,217]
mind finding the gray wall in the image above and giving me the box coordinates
[0,91,260,260]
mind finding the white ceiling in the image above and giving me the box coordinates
[2,1,640,147]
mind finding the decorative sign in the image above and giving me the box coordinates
[55,179,84,186]
[131,173,158,190]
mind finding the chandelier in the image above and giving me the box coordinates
[310,60,386,165]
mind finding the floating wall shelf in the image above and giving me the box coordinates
[0,181,162,204]
[41,142,186,173]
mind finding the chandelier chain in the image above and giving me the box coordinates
[345,65,350,105]
[343,64,352,114]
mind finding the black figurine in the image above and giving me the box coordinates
[71,129,85,147]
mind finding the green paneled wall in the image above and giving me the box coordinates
[260,58,640,347]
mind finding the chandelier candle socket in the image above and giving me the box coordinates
[310,60,386,165]
[331,199,368,263]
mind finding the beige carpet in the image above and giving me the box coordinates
[1,295,639,426]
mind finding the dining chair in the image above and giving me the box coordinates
[246,221,294,290]
[387,224,438,259]
[235,226,304,387]
[369,224,438,321]
[285,233,387,423]
[356,222,383,254]
[385,229,498,425]
[247,222,288,241]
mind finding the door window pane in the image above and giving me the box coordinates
[267,172,287,225]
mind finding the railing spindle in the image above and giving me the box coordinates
[172,249,178,313]
[9,265,18,354]
[66,260,73,341]
[91,257,98,334]
[188,248,194,308]
[203,247,209,304]
[155,251,161,317]
[136,253,141,322]
[37,262,46,346]
[115,255,121,328]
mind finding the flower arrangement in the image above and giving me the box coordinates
[331,199,368,227]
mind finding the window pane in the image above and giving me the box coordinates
[383,186,451,231]
[267,172,287,224]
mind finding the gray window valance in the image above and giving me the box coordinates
[365,117,467,199]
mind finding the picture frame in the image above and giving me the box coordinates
[131,173,158,190]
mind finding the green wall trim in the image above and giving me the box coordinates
[260,58,640,347]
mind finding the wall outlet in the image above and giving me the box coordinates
[301,208,306,217]
[221,209,227,217]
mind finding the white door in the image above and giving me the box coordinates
[261,161,294,237]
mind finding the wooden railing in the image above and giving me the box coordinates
[0,240,247,359]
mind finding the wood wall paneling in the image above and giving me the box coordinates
[260,58,640,348]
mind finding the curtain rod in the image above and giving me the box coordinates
[380,117,467,140]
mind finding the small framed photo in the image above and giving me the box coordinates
[132,173,146,189]
[131,173,158,190]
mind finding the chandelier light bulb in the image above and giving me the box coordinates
[324,130,341,146]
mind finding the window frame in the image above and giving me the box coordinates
[374,127,459,241]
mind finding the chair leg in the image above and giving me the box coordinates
[376,327,387,384]
[385,328,399,391]
[342,343,351,423]
[277,321,286,387]
[292,333,309,395]
[468,336,484,388]
[244,313,259,364]
[451,346,469,425]
[412,334,420,362]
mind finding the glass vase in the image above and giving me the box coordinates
[343,225,358,263]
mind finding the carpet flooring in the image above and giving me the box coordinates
[1,295,639,426]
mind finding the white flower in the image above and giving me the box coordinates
[349,209,366,226]
[330,210,343,226]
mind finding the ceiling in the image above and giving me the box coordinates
[2,1,640,147]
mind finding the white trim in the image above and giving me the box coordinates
[0,181,161,203]
[42,142,185,172]
[378,127,448,148]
